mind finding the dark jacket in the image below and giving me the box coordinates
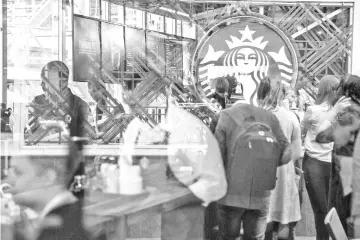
[214,104,289,209]
[28,90,90,138]
[67,92,89,137]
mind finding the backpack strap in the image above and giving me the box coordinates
[244,122,271,133]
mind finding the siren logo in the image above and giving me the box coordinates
[196,18,297,106]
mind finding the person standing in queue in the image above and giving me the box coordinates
[316,74,360,237]
[257,78,302,240]
[27,61,90,139]
[214,77,292,240]
[301,75,343,240]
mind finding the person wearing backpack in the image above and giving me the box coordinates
[257,78,302,240]
[214,78,292,240]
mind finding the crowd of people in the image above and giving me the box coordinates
[208,74,360,240]
[2,60,360,240]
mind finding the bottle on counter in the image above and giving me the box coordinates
[100,156,119,194]
[118,157,143,195]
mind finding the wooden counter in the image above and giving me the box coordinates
[83,180,193,240]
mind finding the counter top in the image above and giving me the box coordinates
[84,181,193,230]
[3,144,208,156]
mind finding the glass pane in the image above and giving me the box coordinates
[125,7,144,29]
[101,22,125,78]
[165,39,183,81]
[147,32,166,75]
[101,0,109,21]
[147,13,164,32]
[125,28,145,72]
[7,0,59,82]
[110,3,124,24]
[74,0,100,18]
[176,20,182,36]
[183,21,195,39]
[165,17,175,35]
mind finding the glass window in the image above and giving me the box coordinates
[165,17,175,35]
[176,20,182,36]
[182,21,196,39]
[110,3,124,24]
[7,0,59,83]
[125,28,146,72]
[125,8,145,29]
[165,39,183,80]
[74,0,100,18]
[101,0,110,21]
[147,32,166,75]
[147,13,164,32]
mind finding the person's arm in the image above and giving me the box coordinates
[316,97,353,143]
[301,107,313,137]
[291,113,302,161]
[78,100,90,138]
[316,112,342,144]
[270,114,291,166]
[214,112,228,167]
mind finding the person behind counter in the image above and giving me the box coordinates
[316,74,360,236]
[6,155,89,240]
[28,61,90,138]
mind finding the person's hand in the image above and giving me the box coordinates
[168,150,199,186]
[333,96,352,115]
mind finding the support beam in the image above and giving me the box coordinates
[193,1,353,20]
[1,0,7,105]
[181,0,354,5]
[291,8,343,39]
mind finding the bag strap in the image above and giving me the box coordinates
[244,122,271,133]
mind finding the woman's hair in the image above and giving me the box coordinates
[257,77,285,109]
[341,74,360,104]
[213,77,229,94]
[315,75,340,105]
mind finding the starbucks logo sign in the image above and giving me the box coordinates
[192,16,298,107]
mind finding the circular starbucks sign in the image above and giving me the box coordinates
[192,15,298,107]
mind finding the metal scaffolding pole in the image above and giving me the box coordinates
[1,0,7,105]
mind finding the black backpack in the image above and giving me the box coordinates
[231,121,281,191]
